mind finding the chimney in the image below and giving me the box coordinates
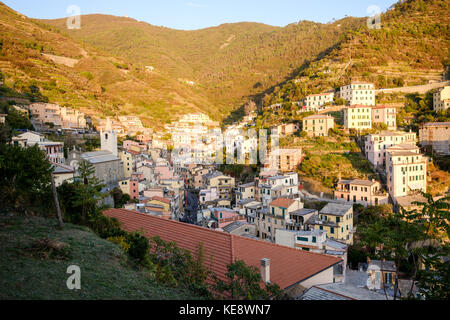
[261,258,271,284]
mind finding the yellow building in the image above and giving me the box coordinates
[343,105,372,131]
[256,198,303,242]
[307,203,354,245]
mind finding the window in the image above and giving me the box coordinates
[312,236,317,243]
[331,227,335,234]
[297,237,309,242]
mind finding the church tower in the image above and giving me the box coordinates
[101,117,118,157]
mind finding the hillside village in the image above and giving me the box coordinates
[0,0,449,302]
[3,80,449,300]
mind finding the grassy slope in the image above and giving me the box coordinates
[0,214,201,300]
[43,14,365,115]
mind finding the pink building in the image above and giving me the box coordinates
[372,105,397,130]
[143,188,165,199]
[335,179,389,207]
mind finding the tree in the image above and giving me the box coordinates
[409,193,450,238]
[73,160,105,225]
[359,209,426,300]
[416,244,450,300]
[111,187,131,208]
[359,193,450,300]
[214,260,285,300]
[0,144,53,214]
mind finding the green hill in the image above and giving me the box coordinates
[42,14,365,119]
[0,213,202,300]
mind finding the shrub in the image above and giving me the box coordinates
[126,231,150,262]
[107,236,131,252]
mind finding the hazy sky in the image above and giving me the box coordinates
[4,0,396,30]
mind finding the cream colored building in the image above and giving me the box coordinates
[29,103,87,129]
[235,182,256,203]
[433,86,450,112]
[343,105,372,131]
[303,115,335,137]
[419,122,450,155]
[386,144,427,199]
[338,82,376,106]
[202,171,235,207]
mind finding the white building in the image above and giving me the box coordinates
[258,173,300,207]
[338,82,376,106]
[12,131,65,165]
[302,92,335,109]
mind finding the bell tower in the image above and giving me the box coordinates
[101,117,118,157]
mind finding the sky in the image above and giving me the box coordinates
[3,0,397,30]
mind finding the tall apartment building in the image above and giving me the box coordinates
[338,82,376,106]
[335,179,389,207]
[365,131,417,167]
[303,115,335,137]
[419,122,450,156]
[119,150,134,178]
[433,86,450,112]
[255,198,304,242]
[343,105,372,131]
[386,145,427,200]
[302,92,335,109]
[202,171,235,207]
[372,105,397,130]
[268,148,303,172]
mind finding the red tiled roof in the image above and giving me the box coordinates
[103,209,341,290]
[270,198,297,209]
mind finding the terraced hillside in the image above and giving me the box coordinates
[262,0,449,107]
